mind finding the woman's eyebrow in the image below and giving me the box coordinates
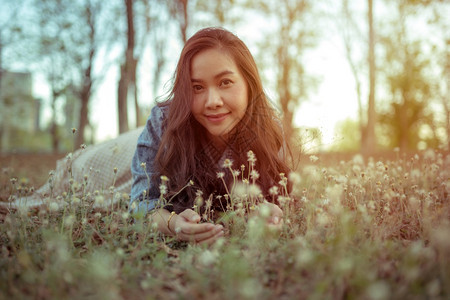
[191,70,235,82]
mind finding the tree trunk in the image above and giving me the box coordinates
[118,0,138,133]
[75,3,95,148]
[118,63,129,133]
[341,0,364,150]
[50,88,59,153]
[169,0,188,44]
[363,0,377,154]
[76,93,89,148]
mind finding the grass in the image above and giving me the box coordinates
[0,149,449,299]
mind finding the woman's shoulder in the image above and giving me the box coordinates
[149,103,169,120]
[142,103,170,141]
[146,103,170,127]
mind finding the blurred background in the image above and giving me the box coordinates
[0,0,449,155]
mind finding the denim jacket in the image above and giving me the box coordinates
[130,105,168,213]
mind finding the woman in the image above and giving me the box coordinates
[131,27,291,245]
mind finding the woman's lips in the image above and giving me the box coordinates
[206,112,230,123]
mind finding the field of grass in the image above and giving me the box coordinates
[0,150,449,299]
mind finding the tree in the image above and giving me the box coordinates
[30,0,108,150]
[336,0,366,152]
[377,1,436,150]
[32,0,76,152]
[363,0,377,154]
[0,1,28,151]
[118,0,138,134]
[168,0,189,44]
[427,1,450,150]
[254,0,316,145]
[194,0,238,26]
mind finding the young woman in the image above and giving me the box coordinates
[130,27,291,245]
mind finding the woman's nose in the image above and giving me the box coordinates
[205,88,223,109]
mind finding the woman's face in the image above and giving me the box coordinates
[190,48,248,142]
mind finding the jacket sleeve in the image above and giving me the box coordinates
[130,105,166,214]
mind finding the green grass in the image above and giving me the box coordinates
[1,150,449,299]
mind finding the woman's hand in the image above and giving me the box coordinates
[170,209,224,245]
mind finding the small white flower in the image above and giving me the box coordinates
[352,154,364,165]
[247,150,256,163]
[248,184,262,197]
[49,202,59,212]
[269,186,279,196]
[309,155,319,163]
[250,170,260,180]
[95,195,105,206]
[64,215,76,227]
[288,172,301,184]
[223,158,233,168]
[424,149,435,161]
[159,184,168,195]
[258,204,271,218]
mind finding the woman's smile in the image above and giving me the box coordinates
[205,112,230,123]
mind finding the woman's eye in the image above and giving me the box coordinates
[193,85,203,92]
[220,79,232,87]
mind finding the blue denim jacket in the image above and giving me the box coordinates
[130,105,168,213]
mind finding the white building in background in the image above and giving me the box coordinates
[0,70,41,152]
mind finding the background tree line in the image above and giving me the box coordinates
[0,0,448,153]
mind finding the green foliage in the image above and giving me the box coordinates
[330,118,361,152]
[1,150,449,298]
[376,1,446,151]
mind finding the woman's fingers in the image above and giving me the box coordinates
[178,224,224,244]
[197,229,224,246]
[173,209,224,243]
[178,221,216,235]
[179,208,201,223]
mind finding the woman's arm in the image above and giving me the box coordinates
[149,208,224,245]
[130,106,167,212]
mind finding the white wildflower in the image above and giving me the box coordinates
[159,184,168,196]
[258,203,271,218]
[248,184,261,197]
[269,186,279,196]
[223,158,233,168]
[424,149,436,161]
[247,150,256,163]
[95,195,105,206]
[199,249,218,266]
[288,172,301,185]
[352,154,364,166]
[325,184,343,202]
[309,155,319,163]
[64,215,75,227]
[49,202,59,212]
[250,170,260,180]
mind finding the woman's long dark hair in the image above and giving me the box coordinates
[155,27,291,213]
